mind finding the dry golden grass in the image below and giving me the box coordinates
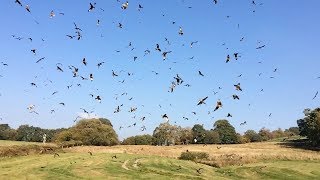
[64,141,320,167]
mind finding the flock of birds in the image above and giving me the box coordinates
[0,0,319,138]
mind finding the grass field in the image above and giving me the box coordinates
[0,141,320,179]
[0,140,56,147]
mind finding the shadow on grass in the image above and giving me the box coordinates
[279,139,320,152]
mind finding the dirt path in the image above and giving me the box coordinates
[121,159,130,170]
[133,158,142,168]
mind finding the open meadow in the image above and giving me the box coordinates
[1,140,320,179]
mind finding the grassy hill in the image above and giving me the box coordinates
[0,140,320,179]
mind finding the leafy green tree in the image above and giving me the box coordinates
[122,135,154,145]
[297,108,320,146]
[244,130,262,142]
[258,128,274,141]
[178,127,193,145]
[54,118,119,146]
[153,123,180,145]
[284,127,300,136]
[16,125,43,142]
[213,120,238,144]
[0,124,17,140]
[192,124,206,144]
[203,130,220,144]
[271,128,286,138]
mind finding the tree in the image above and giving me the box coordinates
[203,130,220,144]
[244,130,262,142]
[178,127,193,145]
[0,124,17,140]
[284,127,300,136]
[54,118,119,146]
[122,134,154,145]
[297,108,320,146]
[213,120,238,144]
[153,123,180,146]
[258,127,274,141]
[271,128,286,139]
[16,125,43,142]
[192,124,206,144]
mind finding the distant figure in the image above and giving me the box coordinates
[43,133,47,144]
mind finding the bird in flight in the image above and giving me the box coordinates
[50,10,55,18]
[178,27,184,35]
[82,58,87,66]
[214,100,222,111]
[121,1,129,10]
[197,96,208,105]
[226,55,230,63]
[162,51,172,60]
[15,0,22,6]
[198,71,204,76]
[25,5,31,13]
[234,83,242,91]
[232,94,240,100]
[155,44,161,52]
[97,62,105,68]
[312,91,318,100]
[56,63,64,72]
[240,121,247,125]
[88,2,96,12]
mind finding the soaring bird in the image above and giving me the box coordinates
[234,83,242,91]
[312,91,318,100]
[197,96,208,105]
[36,57,45,63]
[112,70,118,77]
[162,51,172,60]
[15,0,22,6]
[121,1,129,10]
[226,55,230,63]
[31,49,36,55]
[95,96,101,103]
[214,100,222,111]
[56,64,64,72]
[162,114,169,121]
[88,2,96,12]
[155,44,161,52]
[49,10,55,18]
[25,5,31,13]
[97,62,105,68]
[198,71,204,76]
[82,58,87,66]
[178,27,184,35]
[190,41,198,48]
[240,121,247,125]
[234,53,239,60]
[232,94,240,100]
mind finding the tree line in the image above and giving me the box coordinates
[123,120,299,146]
[1,107,319,147]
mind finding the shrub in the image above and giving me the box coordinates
[179,151,209,161]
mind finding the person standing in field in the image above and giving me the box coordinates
[43,133,47,144]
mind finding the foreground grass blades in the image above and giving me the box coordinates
[1,153,320,180]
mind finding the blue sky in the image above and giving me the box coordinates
[0,0,319,139]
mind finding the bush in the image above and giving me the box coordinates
[179,151,209,161]
[0,144,58,157]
